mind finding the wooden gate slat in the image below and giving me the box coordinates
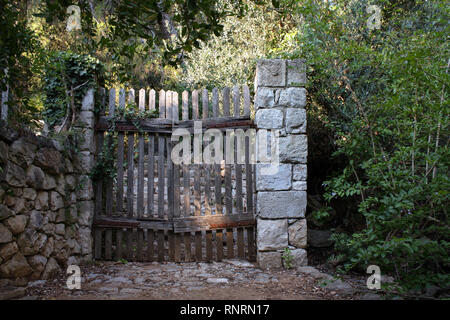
[206,230,213,261]
[202,88,209,119]
[146,229,154,262]
[174,233,181,262]
[237,227,245,259]
[147,136,154,217]
[184,232,192,262]
[192,90,199,119]
[195,231,202,261]
[126,229,133,261]
[105,229,112,260]
[194,164,201,216]
[94,229,102,259]
[212,88,219,118]
[157,230,165,262]
[224,139,232,215]
[116,132,125,215]
[247,226,255,261]
[226,228,234,259]
[149,89,156,111]
[216,229,224,261]
[157,135,165,218]
[105,133,114,216]
[95,132,104,216]
[245,137,254,214]
[233,85,240,117]
[168,231,175,261]
[182,90,189,120]
[137,90,145,218]
[167,138,174,219]
[214,163,222,215]
[223,87,230,117]
[159,90,165,118]
[137,229,144,261]
[127,133,135,217]
[243,85,250,116]
[172,91,179,121]
[116,229,123,260]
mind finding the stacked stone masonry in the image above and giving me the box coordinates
[255,59,308,270]
[0,89,95,285]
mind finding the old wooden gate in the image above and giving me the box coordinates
[93,86,256,262]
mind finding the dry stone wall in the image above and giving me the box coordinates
[0,90,95,285]
[254,59,308,269]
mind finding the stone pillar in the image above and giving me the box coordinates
[254,59,308,269]
[72,88,96,261]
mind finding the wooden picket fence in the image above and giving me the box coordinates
[93,85,257,262]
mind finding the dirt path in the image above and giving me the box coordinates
[23,260,380,300]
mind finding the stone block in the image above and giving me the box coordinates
[293,164,307,180]
[257,191,306,218]
[285,108,307,133]
[257,251,282,270]
[287,59,306,86]
[256,59,286,87]
[254,87,275,109]
[288,219,307,248]
[279,134,307,163]
[257,219,288,251]
[256,163,291,191]
[255,109,283,129]
[292,181,307,191]
[277,87,307,108]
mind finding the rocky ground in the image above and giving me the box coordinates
[0,259,385,300]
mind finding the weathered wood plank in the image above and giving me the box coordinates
[214,163,222,215]
[233,85,240,117]
[182,90,189,120]
[157,230,165,262]
[165,90,172,120]
[245,136,254,214]
[109,88,116,117]
[195,231,202,261]
[194,164,201,216]
[159,89,166,118]
[172,91,179,121]
[226,228,234,259]
[204,164,212,216]
[119,88,126,112]
[137,133,145,218]
[139,88,145,110]
[158,135,165,218]
[174,163,181,218]
[105,132,114,216]
[192,90,199,119]
[137,229,144,261]
[224,139,232,215]
[247,226,256,261]
[184,232,192,262]
[96,116,254,132]
[128,88,135,105]
[173,214,255,233]
[93,216,172,230]
[222,87,230,117]
[94,229,102,259]
[243,85,250,116]
[216,229,224,261]
[105,229,112,260]
[206,230,213,261]
[94,132,104,217]
[235,136,243,214]
[116,229,123,260]
[183,163,190,217]
[168,231,175,261]
[167,138,174,220]
[212,88,219,118]
[237,227,245,259]
[116,132,125,215]
[147,136,154,217]
[127,133,135,217]
[174,233,181,262]
[202,88,209,119]
[126,229,133,261]
[149,89,156,111]
[146,229,154,262]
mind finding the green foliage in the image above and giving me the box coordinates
[42,51,104,129]
[274,0,449,290]
[282,247,294,269]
